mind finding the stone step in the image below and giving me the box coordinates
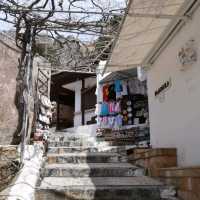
[47,153,127,164]
[48,141,98,147]
[48,135,96,142]
[42,163,144,177]
[48,132,96,141]
[48,146,99,154]
[57,124,97,136]
[47,146,132,154]
[36,177,163,200]
[48,146,100,154]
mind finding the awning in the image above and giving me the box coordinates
[100,68,137,84]
[105,0,198,72]
[51,70,96,86]
[50,70,96,104]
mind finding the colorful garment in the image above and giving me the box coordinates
[114,114,123,129]
[100,102,109,116]
[103,84,109,102]
[108,116,115,128]
[99,116,109,128]
[114,80,122,93]
[108,102,115,114]
[108,84,116,101]
[116,91,122,99]
[115,101,121,113]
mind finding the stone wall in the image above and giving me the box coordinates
[0,35,51,145]
[127,147,200,200]
[0,145,19,192]
[159,166,200,200]
[127,148,177,176]
[0,34,20,144]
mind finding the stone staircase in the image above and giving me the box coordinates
[35,130,175,200]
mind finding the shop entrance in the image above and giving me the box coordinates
[97,68,150,146]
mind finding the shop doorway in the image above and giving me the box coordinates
[97,68,150,147]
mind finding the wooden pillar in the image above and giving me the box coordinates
[56,86,60,130]
[81,79,85,125]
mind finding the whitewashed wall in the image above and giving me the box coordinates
[74,108,95,126]
[64,77,96,127]
[147,5,200,166]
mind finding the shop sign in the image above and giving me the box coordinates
[178,39,197,69]
[155,79,172,98]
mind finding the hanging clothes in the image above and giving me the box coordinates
[114,80,123,93]
[108,84,116,101]
[100,102,109,116]
[99,117,105,128]
[116,92,122,99]
[115,101,121,113]
[114,114,123,129]
[108,102,115,115]
[103,84,109,102]
[108,116,115,128]
[121,80,128,96]
[102,116,109,128]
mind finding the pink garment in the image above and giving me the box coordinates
[108,102,115,114]
[99,117,108,128]
[115,101,121,113]
[103,116,108,123]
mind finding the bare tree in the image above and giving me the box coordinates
[0,0,126,68]
[0,0,126,162]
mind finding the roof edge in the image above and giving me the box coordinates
[143,0,200,67]
[102,0,132,75]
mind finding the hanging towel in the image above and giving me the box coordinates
[114,80,122,93]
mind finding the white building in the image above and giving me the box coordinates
[104,0,200,166]
[64,76,97,126]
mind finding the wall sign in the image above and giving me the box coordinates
[155,79,172,97]
[178,39,197,69]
